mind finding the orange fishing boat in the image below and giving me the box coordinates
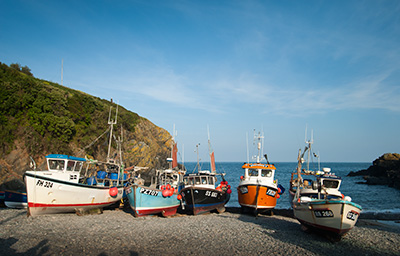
[237,131,284,215]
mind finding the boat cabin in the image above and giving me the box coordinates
[183,171,217,189]
[241,163,276,182]
[155,169,184,190]
[294,168,343,200]
[46,154,86,183]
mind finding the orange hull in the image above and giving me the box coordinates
[237,185,277,209]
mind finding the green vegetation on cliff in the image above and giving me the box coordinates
[0,62,141,158]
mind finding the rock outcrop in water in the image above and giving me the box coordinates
[347,153,400,190]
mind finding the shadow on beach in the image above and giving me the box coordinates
[222,207,400,255]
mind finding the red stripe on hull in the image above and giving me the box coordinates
[28,201,115,208]
[135,205,178,217]
[297,219,352,235]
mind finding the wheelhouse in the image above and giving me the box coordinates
[154,169,184,190]
[46,154,86,173]
[291,170,343,200]
[242,163,276,180]
[183,171,217,189]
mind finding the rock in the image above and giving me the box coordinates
[0,118,174,187]
[347,153,400,190]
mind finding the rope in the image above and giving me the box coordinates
[77,127,110,156]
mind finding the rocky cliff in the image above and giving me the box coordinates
[347,153,400,190]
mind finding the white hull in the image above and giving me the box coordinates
[293,200,361,235]
[25,171,123,216]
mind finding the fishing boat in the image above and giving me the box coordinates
[290,132,362,239]
[124,135,185,217]
[1,178,27,208]
[24,106,125,216]
[4,190,27,208]
[0,190,4,207]
[24,154,124,216]
[181,133,231,215]
[237,131,284,215]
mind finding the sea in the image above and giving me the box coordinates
[183,162,400,214]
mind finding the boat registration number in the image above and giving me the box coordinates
[239,186,248,194]
[139,188,159,197]
[205,190,218,198]
[36,179,53,189]
[266,189,276,197]
[346,211,359,221]
[314,210,334,218]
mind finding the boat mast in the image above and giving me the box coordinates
[195,143,201,172]
[254,130,264,163]
[246,132,249,163]
[305,127,313,171]
[208,126,216,173]
[107,104,118,163]
[171,124,178,169]
[116,126,124,185]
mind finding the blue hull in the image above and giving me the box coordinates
[4,190,28,208]
[125,185,180,217]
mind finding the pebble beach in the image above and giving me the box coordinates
[1,207,399,256]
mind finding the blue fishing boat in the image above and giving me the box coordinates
[4,190,28,209]
[125,138,185,217]
[0,190,4,207]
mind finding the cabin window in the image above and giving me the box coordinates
[248,169,258,176]
[201,177,208,184]
[76,161,83,172]
[49,160,65,170]
[323,180,339,189]
[186,177,194,185]
[66,161,76,171]
[209,177,215,185]
[195,177,201,185]
[261,169,272,177]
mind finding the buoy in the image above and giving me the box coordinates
[278,188,281,194]
[161,185,166,190]
[177,194,182,200]
[162,189,169,197]
[341,193,344,199]
[240,176,244,180]
[277,194,280,199]
[166,184,171,190]
[227,185,231,189]
[227,188,232,194]
[109,187,118,197]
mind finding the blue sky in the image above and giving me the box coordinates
[1,0,400,162]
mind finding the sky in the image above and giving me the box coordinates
[1,0,400,162]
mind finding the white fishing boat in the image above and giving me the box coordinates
[290,132,362,239]
[25,106,125,216]
[25,155,124,216]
